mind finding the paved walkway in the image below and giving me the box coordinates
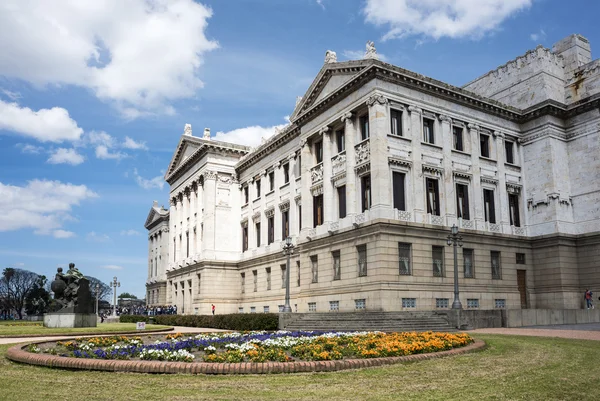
[469,323,600,341]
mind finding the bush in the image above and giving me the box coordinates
[119,315,152,324]
[151,313,279,331]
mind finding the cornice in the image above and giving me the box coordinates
[235,125,301,172]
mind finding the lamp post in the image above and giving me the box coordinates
[110,276,120,317]
[446,224,463,309]
[281,236,294,313]
[94,284,100,317]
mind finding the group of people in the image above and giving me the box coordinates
[116,305,179,316]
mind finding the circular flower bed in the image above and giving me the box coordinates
[27,331,474,363]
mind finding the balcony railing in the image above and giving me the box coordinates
[354,139,370,165]
[310,163,323,184]
[331,151,346,176]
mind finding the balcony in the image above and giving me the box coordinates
[310,163,323,184]
[355,139,370,166]
[331,151,346,177]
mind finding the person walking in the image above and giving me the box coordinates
[211,304,215,316]
[585,289,594,309]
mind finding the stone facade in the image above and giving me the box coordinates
[146,35,600,313]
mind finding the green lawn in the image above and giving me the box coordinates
[2,334,599,400]
[0,322,171,337]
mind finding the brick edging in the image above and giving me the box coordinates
[0,327,174,339]
[5,339,485,374]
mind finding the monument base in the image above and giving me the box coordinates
[44,313,97,328]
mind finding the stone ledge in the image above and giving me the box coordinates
[6,339,485,374]
[0,327,174,339]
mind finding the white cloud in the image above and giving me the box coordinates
[133,169,165,190]
[100,264,123,270]
[316,0,325,9]
[363,0,532,41]
[0,179,97,235]
[122,136,148,150]
[53,229,76,239]
[86,231,111,243]
[530,29,546,42]
[95,145,128,160]
[1,89,21,101]
[88,131,115,148]
[342,50,388,62]
[120,229,141,236]
[47,148,85,165]
[0,99,83,142]
[17,143,44,154]
[0,0,218,117]
[214,118,289,147]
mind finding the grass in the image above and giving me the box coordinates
[0,322,171,337]
[2,334,599,400]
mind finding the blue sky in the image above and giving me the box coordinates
[0,0,598,299]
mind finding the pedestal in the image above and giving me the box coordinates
[43,313,97,328]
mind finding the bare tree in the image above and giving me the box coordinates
[85,276,111,301]
[0,268,41,319]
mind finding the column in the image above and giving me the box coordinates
[274,161,282,242]
[189,187,196,258]
[196,180,203,256]
[342,112,357,217]
[440,115,455,225]
[408,106,426,223]
[367,95,392,218]
[148,234,153,279]
[203,171,217,259]
[469,124,485,230]
[248,179,256,251]
[288,154,298,236]
[169,198,175,268]
[495,131,510,233]
[300,139,312,238]
[321,126,334,224]
[260,170,267,247]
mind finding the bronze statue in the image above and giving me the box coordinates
[50,263,93,314]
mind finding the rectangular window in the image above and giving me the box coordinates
[281,264,286,289]
[173,238,176,262]
[402,298,416,308]
[297,154,301,177]
[263,306,270,313]
[453,126,464,151]
[278,305,284,312]
[495,299,506,309]
[337,185,347,218]
[423,117,435,143]
[432,246,444,277]
[256,179,261,198]
[252,270,257,292]
[283,163,290,184]
[505,141,514,164]
[390,109,402,136]
[244,186,249,204]
[266,267,271,290]
[240,273,245,294]
[392,171,406,211]
[398,243,411,275]
[298,204,302,230]
[250,306,256,313]
[463,248,474,278]
[491,251,501,279]
[255,222,261,247]
[484,189,496,223]
[314,141,323,164]
[456,184,470,220]
[336,129,345,153]
[360,115,369,140]
[436,298,449,308]
[268,216,274,244]
[508,193,520,227]
[357,245,367,277]
[282,210,289,238]
[308,302,317,312]
[269,171,275,192]
[361,175,371,212]
[329,301,339,311]
[480,134,490,158]
[313,194,324,227]
[355,299,366,310]
[516,253,526,264]
[332,250,341,280]
[426,178,440,216]
[186,233,189,258]
[197,274,201,294]
[297,260,301,287]
[467,299,479,309]
[238,307,244,313]
[242,225,248,251]
[311,255,318,283]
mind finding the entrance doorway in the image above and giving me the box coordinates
[517,270,528,309]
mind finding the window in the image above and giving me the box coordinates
[281,264,286,289]
[495,299,506,309]
[297,154,301,176]
[463,248,474,278]
[432,246,444,277]
[283,163,290,184]
[332,251,341,280]
[186,232,189,258]
[266,267,271,290]
[240,273,245,294]
[402,298,416,308]
[298,204,302,230]
[390,109,402,136]
[308,302,317,312]
[263,306,270,313]
[256,179,261,198]
[483,189,496,223]
[336,129,345,153]
[282,210,289,238]
[392,172,406,211]
[297,260,301,287]
[508,193,520,227]
[278,305,284,312]
[243,186,249,204]
[250,306,256,313]
[361,175,372,212]
[197,274,201,294]
[238,307,244,313]
[360,115,369,140]
[242,225,248,251]
[314,141,323,164]
[426,178,440,216]
[268,216,274,244]
[456,184,470,220]
[467,299,479,309]
[355,299,366,310]
[357,245,367,277]
[313,194,324,227]
[173,238,176,262]
[480,134,490,158]
[337,185,347,218]
[269,171,275,192]
[329,301,339,311]
[255,222,261,247]
[311,255,318,283]
[423,117,435,143]
[516,253,526,264]
[491,251,501,279]
[505,141,514,164]
[252,270,258,292]
[436,298,449,308]
[453,126,464,151]
[398,243,411,275]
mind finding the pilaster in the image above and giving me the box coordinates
[203,170,217,259]
[494,131,511,233]
[321,126,334,224]
[367,94,392,218]
[342,112,357,217]
[288,154,298,237]
[300,139,312,238]
[440,115,455,225]
[408,106,426,222]
[469,124,485,230]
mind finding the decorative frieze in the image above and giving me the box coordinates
[366,94,388,107]
[252,212,261,222]
[264,207,275,218]
[389,157,412,169]
[278,200,290,212]
[355,140,370,165]
[506,183,522,194]
[422,165,444,177]
[355,162,371,176]
[453,171,472,181]
[310,163,324,184]
[481,177,498,186]
[332,152,347,176]
[310,183,324,196]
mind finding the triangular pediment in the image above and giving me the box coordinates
[165,136,203,180]
[145,204,169,229]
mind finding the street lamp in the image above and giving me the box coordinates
[446,224,463,309]
[94,284,100,317]
[110,276,120,317]
[281,236,294,313]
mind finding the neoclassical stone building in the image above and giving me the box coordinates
[145,35,600,314]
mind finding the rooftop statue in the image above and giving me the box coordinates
[365,40,378,60]
[325,50,337,64]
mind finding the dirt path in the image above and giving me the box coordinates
[469,327,600,341]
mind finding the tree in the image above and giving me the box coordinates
[118,292,137,299]
[85,276,111,301]
[25,275,51,316]
[0,268,41,319]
